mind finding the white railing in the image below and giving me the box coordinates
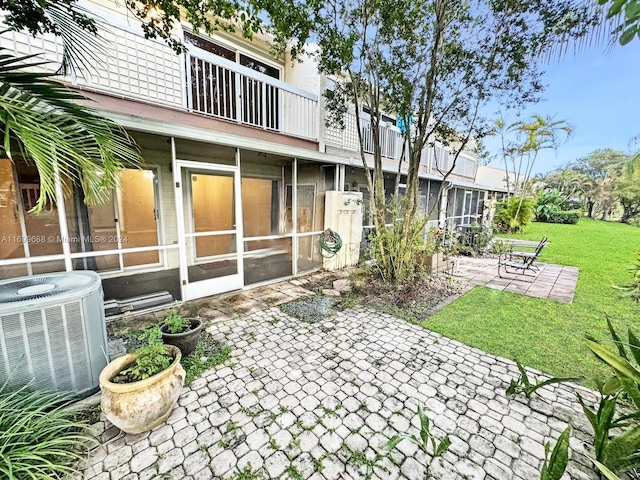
[186,47,318,140]
[0,12,184,108]
[430,146,477,178]
[0,5,318,141]
[325,111,402,159]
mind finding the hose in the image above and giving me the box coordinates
[319,228,343,258]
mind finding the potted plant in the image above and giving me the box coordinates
[99,327,185,434]
[160,307,203,357]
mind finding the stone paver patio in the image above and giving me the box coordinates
[84,302,599,480]
[452,257,579,304]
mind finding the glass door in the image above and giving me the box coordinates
[462,190,473,225]
[176,161,243,300]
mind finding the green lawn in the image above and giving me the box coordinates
[421,218,640,383]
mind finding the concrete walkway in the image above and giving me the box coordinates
[452,257,579,304]
[83,303,599,480]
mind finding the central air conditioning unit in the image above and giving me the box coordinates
[0,271,108,398]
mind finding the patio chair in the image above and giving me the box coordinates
[497,236,548,278]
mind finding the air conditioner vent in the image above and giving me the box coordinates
[0,273,94,303]
[0,271,107,398]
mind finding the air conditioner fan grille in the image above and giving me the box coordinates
[0,275,91,303]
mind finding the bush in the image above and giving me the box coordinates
[0,385,95,479]
[494,197,536,233]
[370,198,433,284]
[615,252,640,302]
[535,190,568,222]
[545,211,580,224]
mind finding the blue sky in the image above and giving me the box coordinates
[482,41,640,175]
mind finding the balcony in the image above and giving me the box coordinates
[427,145,477,179]
[0,6,318,141]
[186,46,317,140]
[325,111,403,160]
[324,112,477,180]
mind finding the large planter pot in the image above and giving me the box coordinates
[416,252,447,273]
[99,345,185,434]
[160,318,203,357]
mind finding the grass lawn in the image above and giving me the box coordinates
[421,218,640,384]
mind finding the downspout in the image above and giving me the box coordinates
[439,180,453,229]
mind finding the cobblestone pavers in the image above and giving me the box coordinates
[83,306,598,479]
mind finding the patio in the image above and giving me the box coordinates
[82,274,597,480]
[452,257,579,304]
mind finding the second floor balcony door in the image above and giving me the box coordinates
[186,33,281,131]
[238,54,280,130]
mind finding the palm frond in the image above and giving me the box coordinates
[44,4,109,78]
[0,50,141,212]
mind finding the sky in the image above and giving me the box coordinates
[482,40,640,175]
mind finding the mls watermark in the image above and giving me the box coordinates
[1,235,128,244]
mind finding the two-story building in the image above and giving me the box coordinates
[0,1,497,309]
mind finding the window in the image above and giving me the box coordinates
[75,168,161,272]
[0,162,162,276]
[184,32,235,60]
[239,54,279,79]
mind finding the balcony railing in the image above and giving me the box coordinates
[186,47,318,141]
[325,111,403,160]
[0,5,318,141]
[429,146,477,178]
[325,113,478,180]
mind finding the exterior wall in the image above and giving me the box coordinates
[0,3,511,305]
[285,48,322,98]
[0,2,319,142]
[475,165,514,194]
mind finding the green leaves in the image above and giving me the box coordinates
[587,340,640,385]
[540,426,571,480]
[613,253,640,303]
[383,405,450,462]
[588,455,622,480]
[163,307,192,334]
[0,383,97,480]
[0,50,141,212]
[598,0,640,45]
[506,360,580,399]
[582,324,640,474]
[115,327,173,383]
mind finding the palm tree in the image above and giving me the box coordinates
[0,6,141,213]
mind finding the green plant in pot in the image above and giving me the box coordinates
[99,327,185,434]
[160,306,203,357]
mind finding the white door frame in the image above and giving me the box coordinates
[172,156,244,301]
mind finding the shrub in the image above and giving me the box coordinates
[536,190,567,222]
[0,385,96,479]
[614,252,640,302]
[370,198,432,284]
[545,211,580,224]
[162,307,191,334]
[494,197,536,233]
[456,222,493,256]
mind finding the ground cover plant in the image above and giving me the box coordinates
[280,296,337,323]
[422,218,639,382]
[0,384,96,479]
